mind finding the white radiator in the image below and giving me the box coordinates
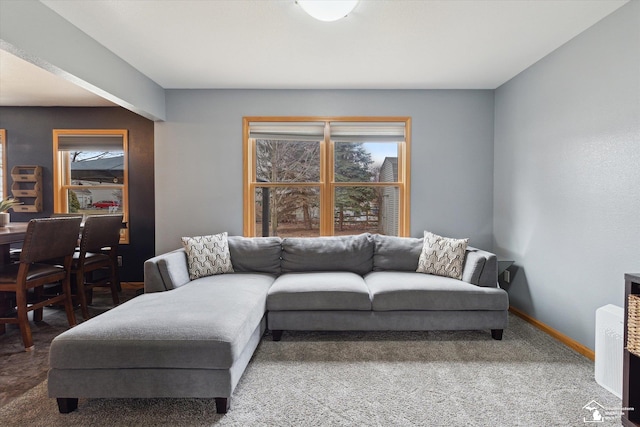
[595,304,624,398]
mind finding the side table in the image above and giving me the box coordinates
[497,260,514,284]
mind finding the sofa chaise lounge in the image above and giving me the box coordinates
[48,233,509,414]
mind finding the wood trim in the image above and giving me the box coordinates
[320,122,332,235]
[401,117,411,236]
[248,182,323,188]
[52,130,63,212]
[509,306,595,360]
[120,130,130,244]
[331,182,402,188]
[242,118,252,236]
[120,281,143,290]
[252,182,403,188]
[0,129,6,199]
[53,129,128,136]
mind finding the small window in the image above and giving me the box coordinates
[53,129,129,243]
[244,118,410,237]
[0,129,6,200]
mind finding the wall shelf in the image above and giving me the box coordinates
[10,165,42,213]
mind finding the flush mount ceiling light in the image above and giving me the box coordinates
[297,0,359,22]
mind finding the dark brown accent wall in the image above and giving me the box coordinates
[0,106,154,281]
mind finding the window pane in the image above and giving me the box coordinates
[256,140,320,183]
[68,151,125,186]
[379,186,400,236]
[255,186,320,237]
[68,188,123,214]
[334,186,381,235]
[54,129,129,243]
[334,142,398,183]
[376,149,400,183]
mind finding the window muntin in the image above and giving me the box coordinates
[244,117,410,238]
[53,129,129,243]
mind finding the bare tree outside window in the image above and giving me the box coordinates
[255,140,384,236]
[256,140,320,236]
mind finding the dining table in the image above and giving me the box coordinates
[0,222,28,332]
[0,222,28,264]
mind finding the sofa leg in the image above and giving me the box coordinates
[215,397,230,414]
[491,329,503,340]
[272,330,283,341]
[57,398,78,414]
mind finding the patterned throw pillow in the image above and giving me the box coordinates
[181,232,234,280]
[416,231,468,280]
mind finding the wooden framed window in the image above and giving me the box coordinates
[53,129,129,243]
[0,129,6,200]
[243,117,410,237]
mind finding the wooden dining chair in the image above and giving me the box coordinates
[73,214,123,320]
[9,213,84,262]
[0,217,82,351]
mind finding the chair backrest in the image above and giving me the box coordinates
[80,214,123,254]
[52,212,85,220]
[20,217,83,264]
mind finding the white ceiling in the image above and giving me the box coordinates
[0,50,117,107]
[0,0,629,107]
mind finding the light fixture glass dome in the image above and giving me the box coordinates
[297,0,359,22]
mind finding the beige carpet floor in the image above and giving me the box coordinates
[0,314,623,426]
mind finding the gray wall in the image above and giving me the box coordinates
[494,1,640,350]
[155,90,494,254]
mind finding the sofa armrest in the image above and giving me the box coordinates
[477,252,498,288]
[144,248,191,293]
[462,247,498,288]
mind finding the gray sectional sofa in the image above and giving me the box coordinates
[48,233,508,414]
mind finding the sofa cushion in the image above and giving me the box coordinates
[181,232,234,280]
[281,233,374,275]
[228,236,282,275]
[365,271,509,311]
[372,234,423,271]
[416,231,468,280]
[49,273,275,370]
[267,272,372,311]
